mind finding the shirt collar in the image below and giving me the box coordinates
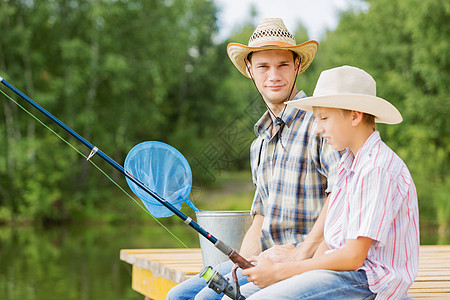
[254,90,307,138]
[340,131,382,173]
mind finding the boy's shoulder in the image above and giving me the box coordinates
[361,138,414,187]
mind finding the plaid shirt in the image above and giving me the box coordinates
[250,91,341,250]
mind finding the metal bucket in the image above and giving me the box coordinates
[195,210,252,266]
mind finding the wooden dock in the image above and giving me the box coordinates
[120,245,450,299]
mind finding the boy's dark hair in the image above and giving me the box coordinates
[341,109,376,130]
[362,113,376,129]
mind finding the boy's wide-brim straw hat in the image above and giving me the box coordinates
[287,66,403,124]
[227,18,318,78]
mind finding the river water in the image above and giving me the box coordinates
[0,222,447,300]
[0,222,198,300]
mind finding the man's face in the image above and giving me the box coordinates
[247,49,299,105]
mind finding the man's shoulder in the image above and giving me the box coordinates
[250,136,264,163]
[291,108,314,123]
[250,135,263,149]
[288,109,317,138]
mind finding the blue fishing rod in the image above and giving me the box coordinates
[0,75,252,273]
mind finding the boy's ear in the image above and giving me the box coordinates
[351,111,364,126]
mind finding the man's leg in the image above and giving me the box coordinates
[167,260,248,300]
[246,269,375,300]
[195,262,249,300]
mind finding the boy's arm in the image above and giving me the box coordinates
[312,239,330,258]
[239,213,264,258]
[243,236,373,288]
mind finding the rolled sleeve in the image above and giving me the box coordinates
[251,190,264,216]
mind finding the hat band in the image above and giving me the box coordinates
[250,41,296,48]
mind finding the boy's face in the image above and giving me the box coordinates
[247,49,299,105]
[313,107,354,151]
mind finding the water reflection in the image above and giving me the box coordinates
[0,223,198,300]
[0,222,448,300]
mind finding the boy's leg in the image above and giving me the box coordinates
[246,269,375,300]
[167,260,248,300]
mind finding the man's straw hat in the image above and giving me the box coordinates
[227,18,318,78]
[287,66,403,124]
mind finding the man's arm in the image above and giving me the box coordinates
[295,194,329,258]
[239,213,264,258]
[260,195,329,262]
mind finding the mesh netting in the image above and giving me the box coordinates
[124,141,198,218]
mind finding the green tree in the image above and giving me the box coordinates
[0,0,224,224]
[316,0,450,228]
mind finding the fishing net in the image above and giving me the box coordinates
[124,141,198,218]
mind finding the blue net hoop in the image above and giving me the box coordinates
[124,141,198,218]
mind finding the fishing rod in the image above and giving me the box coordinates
[0,75,252,270]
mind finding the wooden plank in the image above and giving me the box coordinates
[121,246,450,300]
[132,265,178,300]
[408,245,450,298]
[121,248,203,283]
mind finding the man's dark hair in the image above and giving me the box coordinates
[246,51,299,63]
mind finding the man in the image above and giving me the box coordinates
[167,18,341,300]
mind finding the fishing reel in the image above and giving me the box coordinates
[199,265,246,300]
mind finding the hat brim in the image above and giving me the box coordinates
[227,40,318,78]
[286,94,403,124]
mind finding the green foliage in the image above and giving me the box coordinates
[0,0,448,229]
[214,0,450,228]
[315,0,450,227]
[0,0,225,224]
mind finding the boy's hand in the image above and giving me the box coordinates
[242,256,281,288]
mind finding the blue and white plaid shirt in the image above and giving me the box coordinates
[250,91,341,250]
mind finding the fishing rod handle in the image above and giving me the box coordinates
[229,250,253,269]
[214,239,253,269]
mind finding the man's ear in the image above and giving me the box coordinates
[295,56,301,72]
[351,111,364,126]
[245,59,253,78]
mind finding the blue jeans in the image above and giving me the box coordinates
[166,260,249,300]
[236,270,375,300]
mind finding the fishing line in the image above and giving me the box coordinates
[1,76,253,271]
[0,87,189,249]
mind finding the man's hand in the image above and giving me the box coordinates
[242,256,281,288]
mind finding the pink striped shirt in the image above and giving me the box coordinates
[324,131,420,299]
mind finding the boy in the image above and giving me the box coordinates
[238,66,420,299]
